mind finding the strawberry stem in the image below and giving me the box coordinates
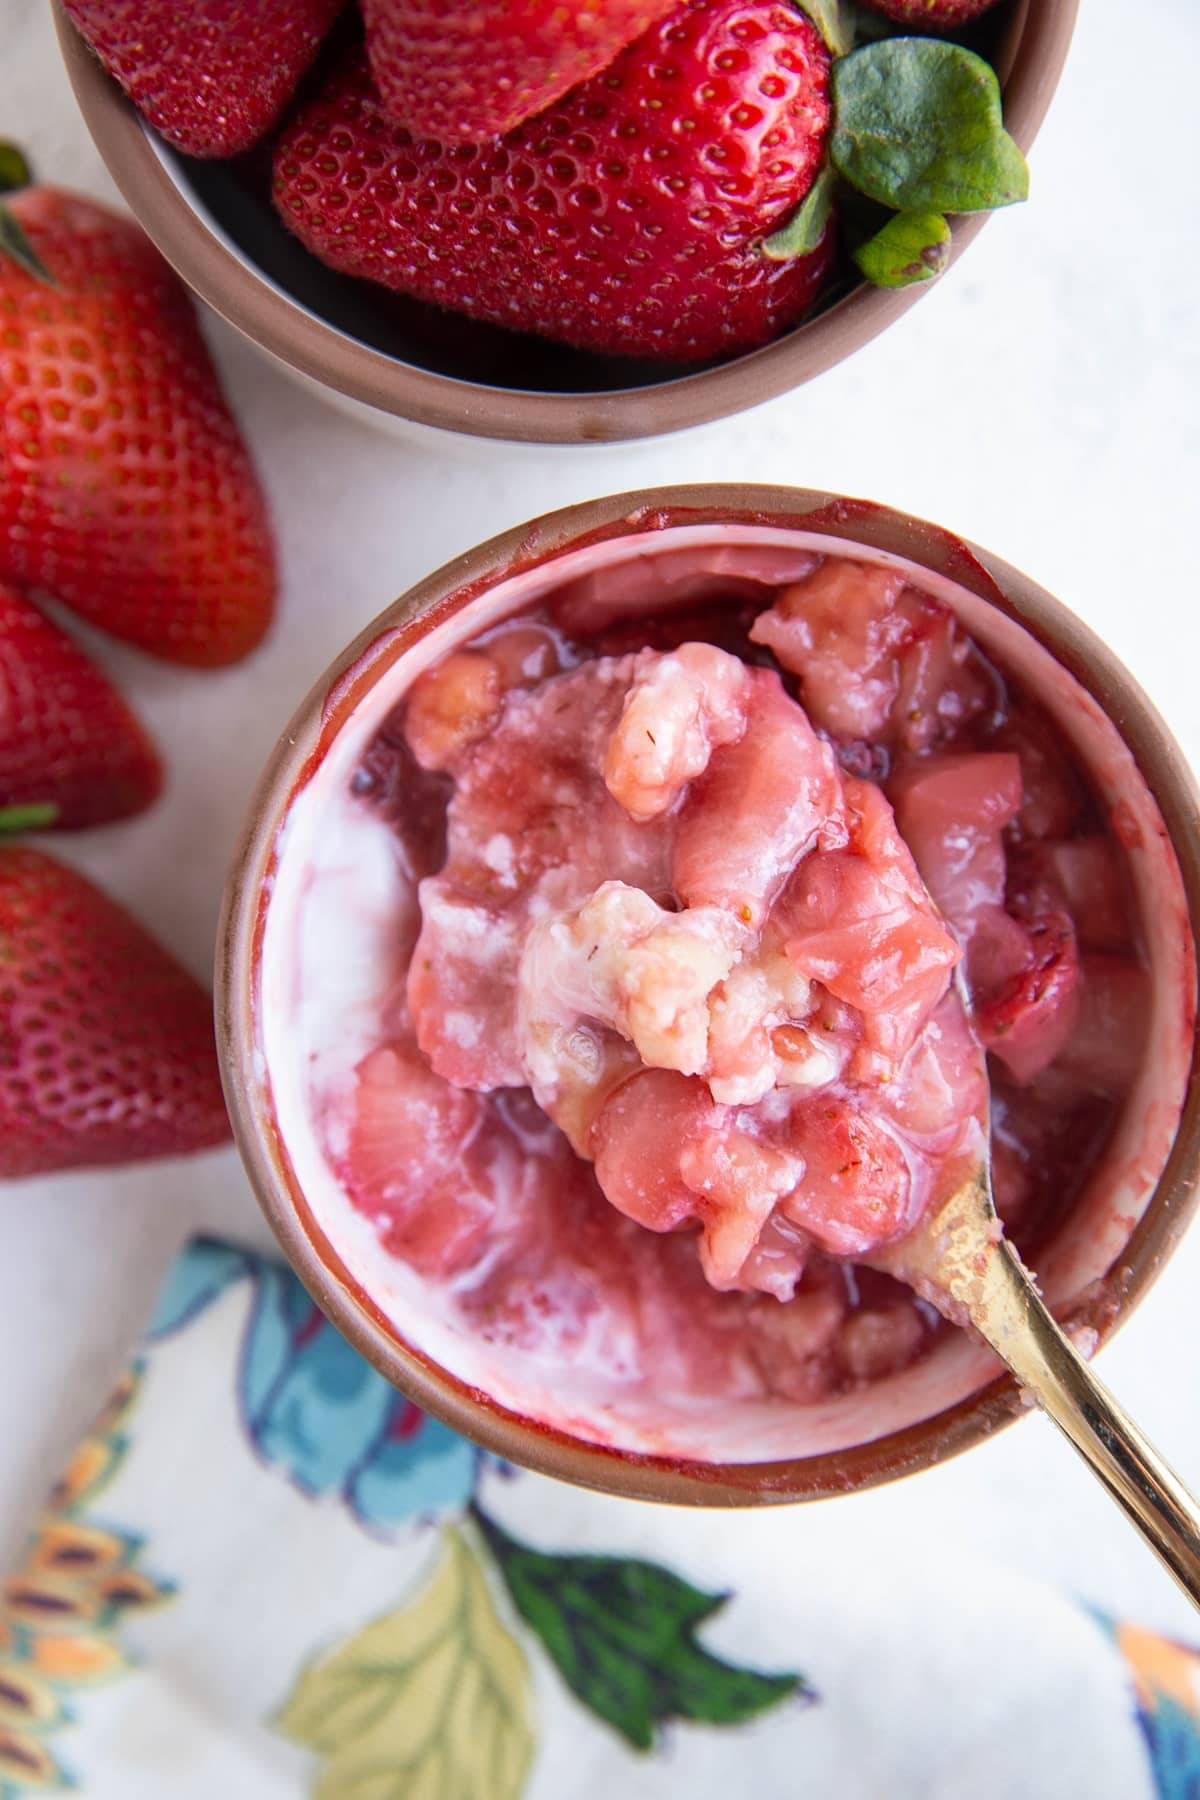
[0,803,58,835]
[0,141,32,194]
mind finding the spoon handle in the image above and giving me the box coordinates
[973,1239,1200,1609]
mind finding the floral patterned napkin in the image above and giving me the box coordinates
[1,1237,1197,1800]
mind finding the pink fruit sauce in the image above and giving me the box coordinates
[301,547,1146,1417]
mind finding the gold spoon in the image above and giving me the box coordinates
[877,983,1200,1609]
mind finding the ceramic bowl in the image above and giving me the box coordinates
[218,485,1200,1502]
[56,0,1078,445]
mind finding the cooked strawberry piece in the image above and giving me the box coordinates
[778,777,958,1072]
[836,1302,926,1382]
[1012,838,1133,951]
[779,1098,911,1257]
[974,908,1081,1083]
[888,751,1023,933]
[750,559,909,739]
[475,621,563,692]
[751,562,988,750]
[590,1068,719,1237]
[674,669,845,929]
[340,1042,497,1276]
[404,651,502,773]
[590,1068,807,1296]
[550,545,819,639]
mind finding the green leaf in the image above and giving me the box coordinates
[0,204,53,284]
[0,804,57,835]
[762,164,837,262]
[472,1505,808,1753]
[0,142,32,195]
[799,0,855,56]
[854,208,951,286]
[832,39,1029,213]
[275,1525,534,1800]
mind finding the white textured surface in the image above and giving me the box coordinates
[3,0,1200,1634]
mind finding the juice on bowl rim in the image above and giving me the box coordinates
[246,515,1196,1472]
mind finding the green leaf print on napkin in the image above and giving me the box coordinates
[276,1523,533,1800]
[471,1504,809,1752]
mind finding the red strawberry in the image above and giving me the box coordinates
[362,0,678,143]
[0,188,276,665]
[60,0,344,159]
[0,584,161,830]
[273,0,833,363]
[858,0,1000,24]
[0,847,230,1177]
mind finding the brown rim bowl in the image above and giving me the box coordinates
[217,484,1200,1505]
[56,0,1077,445]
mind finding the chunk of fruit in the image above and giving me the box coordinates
[975,908,1080,1083]
[778,776,959,1071]
[780,1097,911,1256]
[674,669,845,928]
[341,1043,497,1275]
[749,558,908,739]
[1013,838,1132,951]
[888,751,1023,934]
[404,650,502,772]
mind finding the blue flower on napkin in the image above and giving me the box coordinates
[151,1239,477,1530]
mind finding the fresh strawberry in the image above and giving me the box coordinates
[273,0,833,363]
[0,187,275,665]
[0,584,161,830]
[0,847,230,1177]
[361,0,678,143]
[858,0,1001,25]
[61,0,344,159]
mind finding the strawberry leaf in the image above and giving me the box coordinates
[854,209,950,286]
[762,164,837,262]
[831,40,1029,213]
[0,202,53,283]
[0,803,58,834]
[472,1503,810,1751]
[799,0,855,56]
[0,141,32,194]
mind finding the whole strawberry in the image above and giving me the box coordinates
[61,0,344,159]
[0,186,275,665]
[858,0,1000,24]
[0,847,230,1177]
[274,0,833,363]
[0,585,160,829]
[362,0,678,143]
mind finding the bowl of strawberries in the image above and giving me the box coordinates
[55,0,1077,444]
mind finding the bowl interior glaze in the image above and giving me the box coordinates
[219,488,1200,1503]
